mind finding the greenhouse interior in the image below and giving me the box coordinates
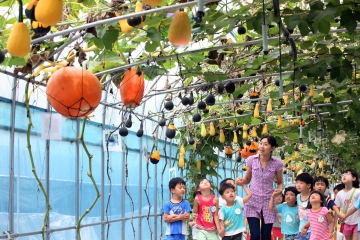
[0,0,360,238]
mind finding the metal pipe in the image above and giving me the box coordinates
[45,103,51,240]
[30,0,221,45]
[101,87,108,240]
[121,141,126,239]
[0,213,163,239]
[8,77,17,234]
[75,119,80,240]
[154,148,158,239]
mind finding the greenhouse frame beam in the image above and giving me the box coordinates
[98,26,360,79]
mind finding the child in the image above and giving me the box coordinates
[301,191,334,239]
[335,169,360,240]
[218,182,252,239]
[333,183,345,200]
[219,178,241,208]
[272,193,285,240]
[193,178,221,239]
[269,186,300,240]
[163,177,192,240]
[295,173,313,240]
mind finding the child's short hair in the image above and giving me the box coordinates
[295,173,314,190]
[313,176,329,188]
[219,178,235,187]
[343,169,360,188]
[284,186,300,201]
[169,177,186,190]
[334,183,345,192]
[307,191,324,209]
[219,183,235,196]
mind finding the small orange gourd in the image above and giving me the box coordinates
[168,9,191,46]
[7,0,30,57]
[35,0,63,25]
[120,68,145,108]
[142,0,162,6]
[46,67,102,118]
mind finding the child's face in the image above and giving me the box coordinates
[171,183,186,197]
[296,180,311,193]
[222,188,235,203]
[225,179,237,190]
[198,179,212,191]
[285,191,296,205]
[342,171,355,185]
[274,194,283,205]
[309,193,322,205]
[314,181,327,194]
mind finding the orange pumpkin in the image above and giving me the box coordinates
[46,67,102,118]
[120,68,145,108]
[168,9,191,46]
[240,141,259,159]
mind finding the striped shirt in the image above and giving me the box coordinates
[307,207,331,240]
[244,154,284,224]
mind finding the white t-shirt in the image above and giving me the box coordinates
[334,188,360,225]
[219,195,243,208]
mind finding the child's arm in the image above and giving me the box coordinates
[301,221,310,235]
[344,206,358,220]
[218,220,225,237]
[326,211,334,238]
[241,184,252,204]
[213,197,222,235]
[164,213,183,223]
[268,191,277,211]
[193,196,199,220]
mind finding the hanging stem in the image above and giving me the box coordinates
[76,117,101,240]
[25,81,51,240]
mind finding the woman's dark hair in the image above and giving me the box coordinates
[343,169,360,188]
[307,191,324,209]
[284,186,299,204]
[260,136,278,148]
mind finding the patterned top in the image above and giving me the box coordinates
[162,200,192,236]
[307,207,331,240]
[244,154,284,224]
[196,194,217,232]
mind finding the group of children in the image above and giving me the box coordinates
[162,168,360,240]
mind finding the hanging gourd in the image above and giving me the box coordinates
[309,85,314,97]
[166,123,177,139]
[116,12,133,33]
[180,143,186,155]
[188,136,195,145]
[283,95,288,107]
[196,159,201,170]
[120,68,145,108]
[142,0,162,6]
[119,126,128,137]
[251,127,257,138]
[242,130,248,140]
[188,92,194,105]
[203,106,209,114]
[193,112,201,122]
[159,113,166,127]
[209,122,216,136]
[127,2,146,27]
[249,91,260,103]
[219,129,225,143]
[310,162,316,169]
[243,123,248,131]
[168,9,192,46]
[233,131,238,143]
[249,141,258,153]
[242,166,247,171]
[164,100,174,110]
[225,145,232,158]
[150,150,160,164]
[46,67,102,118]
[277,115,282,127]
[253,103,260,118]
[210,161,217,168]
[205,93,216,106]
[25,0,38,20]
[266,99,273,113]
[35,0,63,26]
[178,154,184,168]
[7,0,30,57]
[136,122,144,137]
[201,123,207,137]
[31,21,50,35]
[294,151,299,158]
[262,124,268,136]
[0,50,4,64]
[237,107,244,115]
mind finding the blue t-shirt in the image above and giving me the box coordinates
[276,203,299,235]
[324,196,336,210]
[162,200,192,236]
[297,194,310,233]
[353,198,360,231]
[218,198,246,236]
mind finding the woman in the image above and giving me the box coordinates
[236,136,284,240]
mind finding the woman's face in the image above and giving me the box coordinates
[259,138,275,155]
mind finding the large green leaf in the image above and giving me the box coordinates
[330,59,353,82]
[340,8,357,34]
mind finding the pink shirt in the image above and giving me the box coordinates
[244,154,283,224]
[307,207,331,240]
[196,194,217,232]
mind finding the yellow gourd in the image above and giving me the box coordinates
[115,12,133,33]
[297,163,301,171]
[7,22,30,57]
[201,123,207,137]
[309,85,314,97]
[127,2,145,27]
[254,103,260,118]
[266,99,272,113]
[233,131,238,143]
[209,122,215,136]
[318,161,323,169]
[197,159,201,170]
[243,123,248,131]
[179,154,184,168]
[310,162,316,169]
[242,130,248,140]
[219,129,225,143]
[142,0,162,6]
[294,151,299,158]
[251,127,257,138]
[210,161,217,168]
[277,115,282,127]
[35,0,63,26]
[168,9,192,46]
[262,124,268,135]
[283,95,288,107]
[180,144,185,155]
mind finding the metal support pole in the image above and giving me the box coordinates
[8,77,17,234]
[121,139,126,240]
[154,151,158,239]
[138,104,145,240]
[101,88,108,240]
[75,119,80,239]
[45,103,51,240]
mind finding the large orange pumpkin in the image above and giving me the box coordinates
[240,141,259,159]
[46,67,102,118]
[120,68,145,108]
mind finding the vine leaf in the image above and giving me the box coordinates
[102,29,119,50]
[330,59,353,83]
[340,8,357,34]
